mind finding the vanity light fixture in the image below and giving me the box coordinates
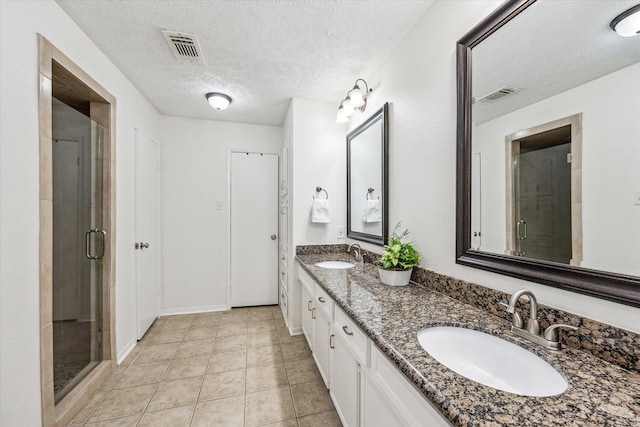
[206,92,232,110]
[610,4,640,37]
[336,78,372,123]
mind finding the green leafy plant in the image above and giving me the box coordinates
[379,223,422,271]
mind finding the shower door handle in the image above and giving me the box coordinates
[516,220,527,240]
[86,228,107,260]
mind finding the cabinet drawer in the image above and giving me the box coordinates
[314,283,334,320]
[298,268,315,294]
[334,306,369,367]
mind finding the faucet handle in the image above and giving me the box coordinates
[500,301,523,328]
[543,324,579,342]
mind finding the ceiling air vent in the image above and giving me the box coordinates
[477,86,521,102]
[162,30,205,64]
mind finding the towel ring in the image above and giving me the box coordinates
[366,187,378,200]
[315,186,328,200]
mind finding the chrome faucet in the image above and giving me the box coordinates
[504,289,579,351]
[348,243,363,262]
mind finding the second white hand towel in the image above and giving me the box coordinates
[311,199,331,223]
[362,199,382,223]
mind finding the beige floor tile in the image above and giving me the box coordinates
[164,355,209,381]
[246,363,288,392]
[275,317,287,328]
[146,376,203,411]
[297,410,343,427]
[115,361,168,388]
[199,369,246,401]
[290,381,334,417]
[191,395,245,427]
[101,372,124,390]
[212,334,247,353]
[248,309,275,321]
[84,414,140,426]
[248,319,277,333]
[70,389,108,423]
[247,330,280,348]
[245,386,296,427]
[174,338,214,358]
[137,404,195,427]
[261,419,299,427]
[133,343,180,364]
[247,344,284,367]
[192,316,221,328]
[87,384,156,422]
[143,329,186,345]
[284,358,322,385]
[216,322,248,337]
[207,350,247,374]
[277,329,306,345]
[155,316,194,331]
[281,341,311,361]
[183,326,218,341]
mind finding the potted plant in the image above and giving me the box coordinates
[378,223,422,286]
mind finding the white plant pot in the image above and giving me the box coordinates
[378,268,413,287]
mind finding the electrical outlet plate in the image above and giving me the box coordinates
[337,226,345,239]
[634,191,640,206]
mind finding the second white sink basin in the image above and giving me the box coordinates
[417,326,567,397]
[315,261,355,269]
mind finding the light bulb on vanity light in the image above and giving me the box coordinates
[348,86,365,108]
[206,92,232,110]
[610,4,640,37]
[336,104,350,123]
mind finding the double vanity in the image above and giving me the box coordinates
[294,249,640,427]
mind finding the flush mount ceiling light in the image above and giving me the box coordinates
[206,92,232,110]
[610,4,640,37]
[336,79,372,123]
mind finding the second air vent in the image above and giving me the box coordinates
[478,86,521,102]
[162,30,205,64]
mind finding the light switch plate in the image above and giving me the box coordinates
[337,226,345,239]
[216,201,223,210]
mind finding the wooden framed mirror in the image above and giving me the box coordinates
[347,103,389,245]
[456,0,640,307]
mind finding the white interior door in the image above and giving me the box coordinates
[135,129,160,339]
[230,152,279,307]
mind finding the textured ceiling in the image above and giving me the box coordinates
[56,0,435,126]
[472,0,640,124]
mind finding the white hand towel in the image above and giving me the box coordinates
[362,199,381,223]
[311,199,331,223]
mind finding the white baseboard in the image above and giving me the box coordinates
[117,337,137,365]
[160,304,228,316]
[289,326,303,335]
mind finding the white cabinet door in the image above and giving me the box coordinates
[301,284,314,350]
[330,330,360,427]
[313,307,332,388]
[362,371,406,427]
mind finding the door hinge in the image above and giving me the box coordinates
[567,153,572,164]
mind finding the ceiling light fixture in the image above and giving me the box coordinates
[206,92,232,110]
[336,79,372,123]
[610,4,640,37]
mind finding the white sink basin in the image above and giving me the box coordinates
[417,326,567,397]
[315,261,355,269]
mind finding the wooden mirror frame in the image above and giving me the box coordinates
[455,0,640,307]
[347,102,389,246]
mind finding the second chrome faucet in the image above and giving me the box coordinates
[504,289,578,351]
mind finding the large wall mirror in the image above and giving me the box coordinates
[347,103,389,245]
[456,0,640,307]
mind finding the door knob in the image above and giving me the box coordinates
[271,234,277,240]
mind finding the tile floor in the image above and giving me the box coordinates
[69,306,342,427]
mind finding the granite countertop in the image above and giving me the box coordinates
[296,253,640,427]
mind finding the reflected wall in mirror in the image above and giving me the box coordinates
[457,0,640,307]
[347,102,389,245]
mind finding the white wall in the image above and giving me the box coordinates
[0,1,162,423]
[291,99,347,246]
[160,116,282,314]
[342,0,640,333]
[474,62,640,276]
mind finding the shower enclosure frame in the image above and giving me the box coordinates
[38,35,117,426]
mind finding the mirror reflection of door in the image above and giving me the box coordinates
[513,126,572,263]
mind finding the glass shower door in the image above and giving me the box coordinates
[52,98,104,403]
